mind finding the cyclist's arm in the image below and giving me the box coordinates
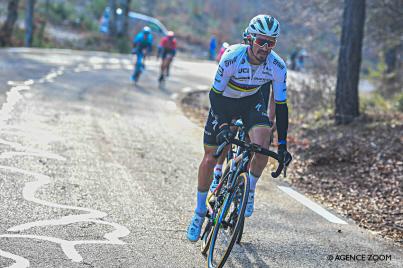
[209,60,233,127]
[133,33,141,48]
[268,88,276,131]
[272,63,288,144]
[172,39,177,56]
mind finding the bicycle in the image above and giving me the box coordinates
[159,52,175,84]
[200,120,287,268]
[132,48,147,84]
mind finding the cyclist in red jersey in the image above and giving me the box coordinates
[215,42,229,62]
[158,31,177,82]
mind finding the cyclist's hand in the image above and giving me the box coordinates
[216,125,233,145]
[278,144,292,166]
[131,48,137,54]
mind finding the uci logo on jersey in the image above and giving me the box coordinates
[225,56,237,67]
[238,68,248,74]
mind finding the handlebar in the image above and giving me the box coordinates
[213,138,285,178]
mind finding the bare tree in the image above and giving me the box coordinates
[335,0,366,124]
[366,0,402,96]
[36,0,49,46]
[25,0,36,47]
[0,0,20,47]
[145,0,156,16]
[121,0,131,36]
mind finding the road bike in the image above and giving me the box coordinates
[200,120,287,267]
[132,48,147,84]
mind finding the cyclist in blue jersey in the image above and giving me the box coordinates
[131,26,153,83]
[187,15,292,242]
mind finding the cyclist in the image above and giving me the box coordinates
[158,31,177,82]
[187,14,291,242]
[210,28,275,193]
[131,26,153,82]
[215,42,229,62]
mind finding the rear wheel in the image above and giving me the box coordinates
[134,64,142,82]
[207,172,250,268]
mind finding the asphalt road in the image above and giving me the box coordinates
[0,48,401,268]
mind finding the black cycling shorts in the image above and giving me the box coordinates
[162,49,175,59]
[203,92,270,147]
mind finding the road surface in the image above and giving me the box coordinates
[0,48,401,268]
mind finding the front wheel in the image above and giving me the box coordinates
[207,172,250,268]
[201,220,213,255]
[134,64,142,82]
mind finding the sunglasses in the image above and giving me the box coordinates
[254,37,276,48]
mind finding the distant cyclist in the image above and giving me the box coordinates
[215,42,229,62]
[131,26,153,82]
[158,31,177,82]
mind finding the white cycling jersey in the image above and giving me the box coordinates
[211,44,287,102]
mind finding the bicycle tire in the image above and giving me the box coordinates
[201,220,213,255]
[201,162,232,255]
[236,218,244,244]
[207,172,250,268]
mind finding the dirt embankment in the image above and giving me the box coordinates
[180,88,403,245]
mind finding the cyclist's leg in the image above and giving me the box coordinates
[242,96,272,217]
[245,92,272,177]
[134,51,143,79]
[165,55,173,76]
[248,126,271,176]
[187,109,219,241]
[210,122,236,192]
[159,51,167,81]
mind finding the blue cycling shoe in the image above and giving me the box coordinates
[244,191,255,217]
[186,212,205,242]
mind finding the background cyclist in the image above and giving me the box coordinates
[158,31,177,82]
[131,26,153,82]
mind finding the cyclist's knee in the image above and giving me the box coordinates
[202,147,217,168]
[249,126,271,148]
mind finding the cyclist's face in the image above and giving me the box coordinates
[252,34,276,61]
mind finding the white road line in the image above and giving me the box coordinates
[0,68,130,265]
[170,93,178,100]
[166,101,177,110]
[0,152,66,161]
[278,186,347,224]
[109,58,120,64]
[0,165,130,263]
[181,87,191,93]
[0,249,29,268]
[196,85,209,90]
[0,85,30,128]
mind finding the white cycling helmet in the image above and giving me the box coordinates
[143,26,151,33]
[247,15,280,38]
